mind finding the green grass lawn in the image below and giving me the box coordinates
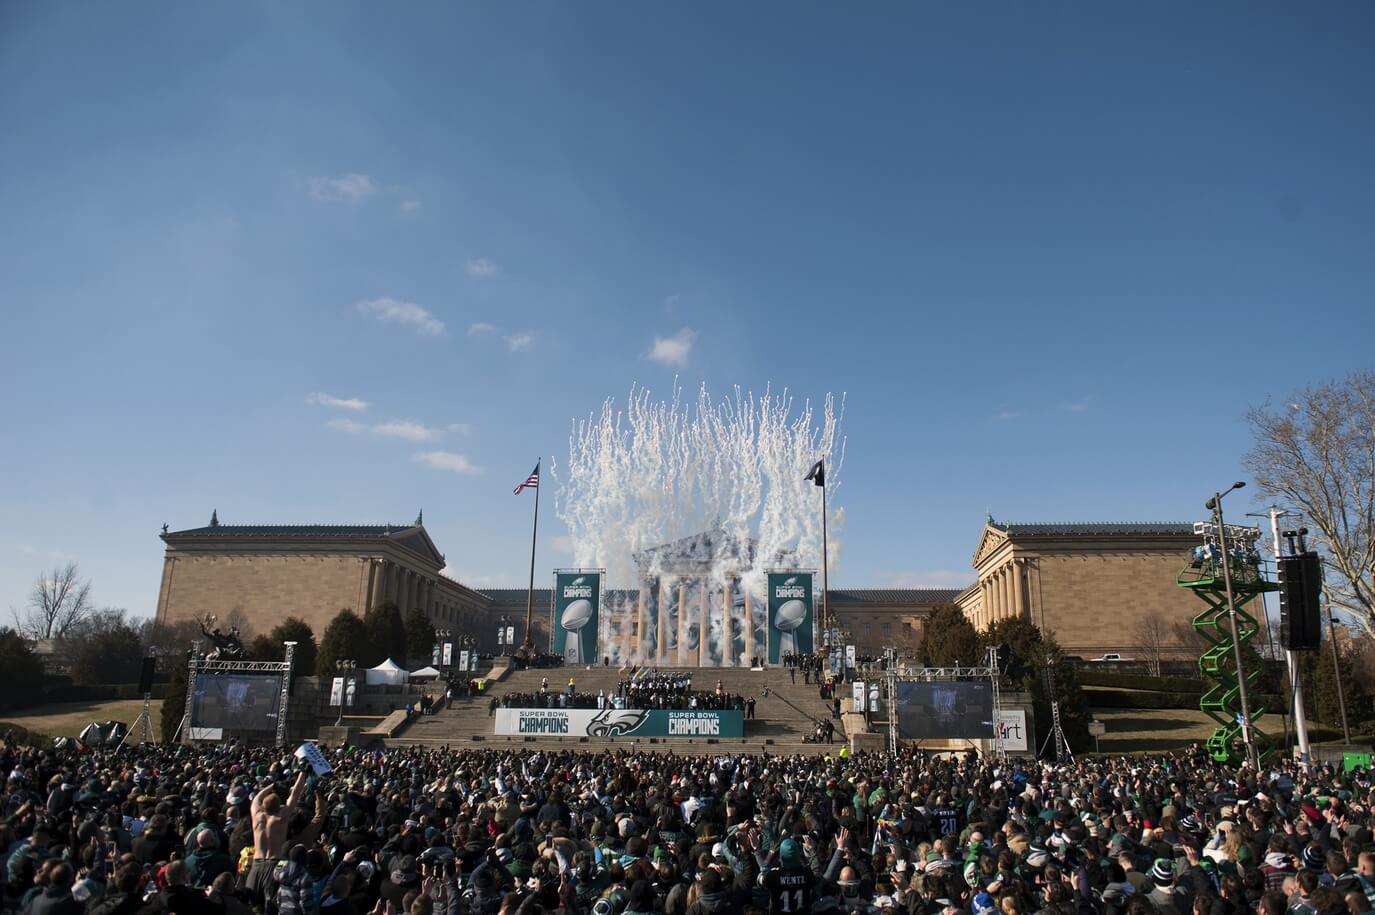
[1089,706,1217,753]
[1089,705,1364,755]
[1,698,164,739]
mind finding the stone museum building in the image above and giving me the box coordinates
[155,513,492,642]
[955,518,1202,657]
[154,512,1205,659]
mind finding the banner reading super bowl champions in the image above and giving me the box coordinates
[766,571,815,664]
[552,571,601,664]
[495,707,744,739]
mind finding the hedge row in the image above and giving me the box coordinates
[1077,671,1205,692]
[1087,687,1283,710]
[0,723,52,747]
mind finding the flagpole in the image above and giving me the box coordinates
[821,458,829,647]
[524,460,540,651]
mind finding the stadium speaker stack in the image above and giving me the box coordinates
[137,656,157,695]
[1277,552,1323,650]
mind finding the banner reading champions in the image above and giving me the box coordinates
[552,571,601,664]
[766,571,815,664]
[495,707,744,739]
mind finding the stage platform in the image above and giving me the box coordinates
[388,665,857,755]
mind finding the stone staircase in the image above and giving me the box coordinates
[388,666,856,755]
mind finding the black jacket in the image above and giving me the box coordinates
[686,890,737,915]
[23,887,85,915]
[132,831,177,867]
[136,885,214,915]
[88,892,145,915]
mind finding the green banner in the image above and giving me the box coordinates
[1344,751,1372,772]
[553,571,600,664]
[767,571,814,664]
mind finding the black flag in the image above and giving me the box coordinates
[805,458,825,487]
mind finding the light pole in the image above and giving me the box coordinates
[1208,481,1259,770]
[435,629,451,670]
[334,659,356,726]
[1324,591,1353,745]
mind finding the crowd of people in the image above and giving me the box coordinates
[781,653,828,679]
[809,718,839,744]
[613,672,746,713]
[494,672,750,714]
[3,730,1374,915]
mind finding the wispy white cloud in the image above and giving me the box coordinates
[414,451,482,474]
[551,535,575,554]
[399,199,422,213]
[647,327,697,367]
[663,293,681,313]
[372,420,443,442]
[326,418,369,435]
[356,297,444,336]
[504,333,533,352]
[306,392,369,412]
[467,322,496,336]
[447,422,473,435]
[15,543,68,560]
[992,408,1023,422]
[466,258,500,277]
[307,173,378,203]
[1059,398,1091,413]
[327,418,443,441]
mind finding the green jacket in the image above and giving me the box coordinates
[186,847,232,888]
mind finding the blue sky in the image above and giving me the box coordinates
[1,2,1372,619]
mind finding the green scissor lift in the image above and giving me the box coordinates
[1178,548,1279,764]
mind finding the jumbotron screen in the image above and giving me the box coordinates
[191,673,282,736]
[894,681,994,740]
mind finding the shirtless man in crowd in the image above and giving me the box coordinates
[246,769,307,908]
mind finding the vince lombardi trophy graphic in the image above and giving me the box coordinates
[561,598,593,664]
[774,598,806,657]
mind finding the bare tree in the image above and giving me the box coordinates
[139,617,203,665]
[14,562,93,640]
[1245,372,1375,636]
[1133,615,1173,677]
[223,607,251,639]
[1170,618,1204,646]
[65,606,130,639]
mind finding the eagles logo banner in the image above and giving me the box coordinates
[493,708,744,739]
[766,571,815,664]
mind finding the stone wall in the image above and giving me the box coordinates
[160,554,368,638]
[834,607,932,656]
[1031,552,1199,657]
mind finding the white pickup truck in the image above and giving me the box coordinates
[1091,653,1131,662]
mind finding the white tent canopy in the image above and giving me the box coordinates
[409,665,441,679]
[365,658,410,686]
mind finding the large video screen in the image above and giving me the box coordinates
[895,681,994,740]
[192,673,282,737]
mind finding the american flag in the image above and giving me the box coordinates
[513,461,540,495]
